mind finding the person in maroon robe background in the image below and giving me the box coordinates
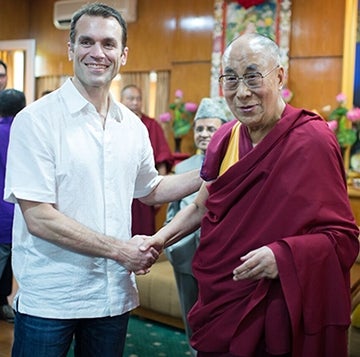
[121,84,174,235]
[140,33,360,357]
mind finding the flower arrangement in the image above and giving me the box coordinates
[326,93,360,148]
[159,89,198,139]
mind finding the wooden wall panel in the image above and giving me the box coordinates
[124,0,176,71]
[0,0,30,39]
[287,0,346,114]
[290,0,345,57]
[289,57,342,112]
[30,0,72,76]
[167,61,212,154]
[171,0,214,62]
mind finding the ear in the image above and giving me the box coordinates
[121,47,129,66]
[68,42,74,61]
[277,66,285,89]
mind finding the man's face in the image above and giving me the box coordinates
[0,64,7,91]
[121,87,142,117]
[221,37,283,130]
[68,15,128,91]
[194,118,223,153]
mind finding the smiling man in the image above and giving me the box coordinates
[141,33,360,356]
[4,4,202,357]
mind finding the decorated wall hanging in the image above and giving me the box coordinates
[210,0,292,97]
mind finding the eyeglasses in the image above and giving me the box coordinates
[218,65,279,91]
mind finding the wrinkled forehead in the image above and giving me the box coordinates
[222,38,270,73]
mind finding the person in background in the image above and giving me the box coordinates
[4,4,201,357]
[0,60,15,324]
[165,96,232,356]
[140,32,360,356]
[0,89,25,324]
[0,60,7,91]
[121,84,174,236]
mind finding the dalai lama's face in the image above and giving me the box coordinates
[221,35,285,140]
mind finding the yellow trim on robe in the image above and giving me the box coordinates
[219,121,241,176]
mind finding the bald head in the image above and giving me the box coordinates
[223,33,281,72]
[219,32,286,137]
[120,85,142,117]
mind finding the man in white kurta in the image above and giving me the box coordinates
[3,4,201,356]
[5,78,160,318]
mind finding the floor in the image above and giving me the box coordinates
[0,279,16,357]
[0,320,13,357]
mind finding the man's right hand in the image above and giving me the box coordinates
[120,235,161,274]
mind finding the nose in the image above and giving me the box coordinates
[90,43,106,58]
[235,80,252,97]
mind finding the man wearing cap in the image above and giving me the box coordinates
[165,97,232,356]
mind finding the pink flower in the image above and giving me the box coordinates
[184,102,198,113]
[336,93,346,104]
[327,120,338,131]
[175,89,183,99]
[281,88,293,103]
[347,107,360,122]
[159,112,172,123]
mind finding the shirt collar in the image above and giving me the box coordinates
[59,78,123,123]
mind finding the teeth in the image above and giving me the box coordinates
[87,64,106,68]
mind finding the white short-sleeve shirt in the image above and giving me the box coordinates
[4,78,162,318]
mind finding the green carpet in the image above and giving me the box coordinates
[67,315,191,357]
[124,316,191,356]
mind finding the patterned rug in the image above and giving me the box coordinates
[67,315,191,357]
[124,316,191,357]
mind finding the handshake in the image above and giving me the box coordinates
[122,234,165,275]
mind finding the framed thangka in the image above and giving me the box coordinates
[210,0,292,97]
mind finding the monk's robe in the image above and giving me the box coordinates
[188,104,360,357]
[131,114,174,236]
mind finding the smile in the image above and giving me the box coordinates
[86,63,108,69]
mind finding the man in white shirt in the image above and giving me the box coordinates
[4,4,201,357]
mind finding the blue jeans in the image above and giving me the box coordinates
[12,311,130,357]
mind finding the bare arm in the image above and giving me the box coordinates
[139,169,202,206]
[139,182,209,252]
[18,199,159,273]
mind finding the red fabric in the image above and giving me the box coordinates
[131,114,174,236]
[189,104,360,356]
[140,114,174,172]
[230,0,266,9]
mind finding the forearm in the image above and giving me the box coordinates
[18,200,157,270]
[140,169,202,205]
[155,202,203,249]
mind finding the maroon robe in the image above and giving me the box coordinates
[188,104,360,356]
[131,114,173,235]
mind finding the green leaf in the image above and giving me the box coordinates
[329,106,348,120]
[173,119,191,137]
[337,128,357,147]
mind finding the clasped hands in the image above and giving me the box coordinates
[125,235,164,275]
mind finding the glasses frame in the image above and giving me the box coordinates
[218,65,280,91]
